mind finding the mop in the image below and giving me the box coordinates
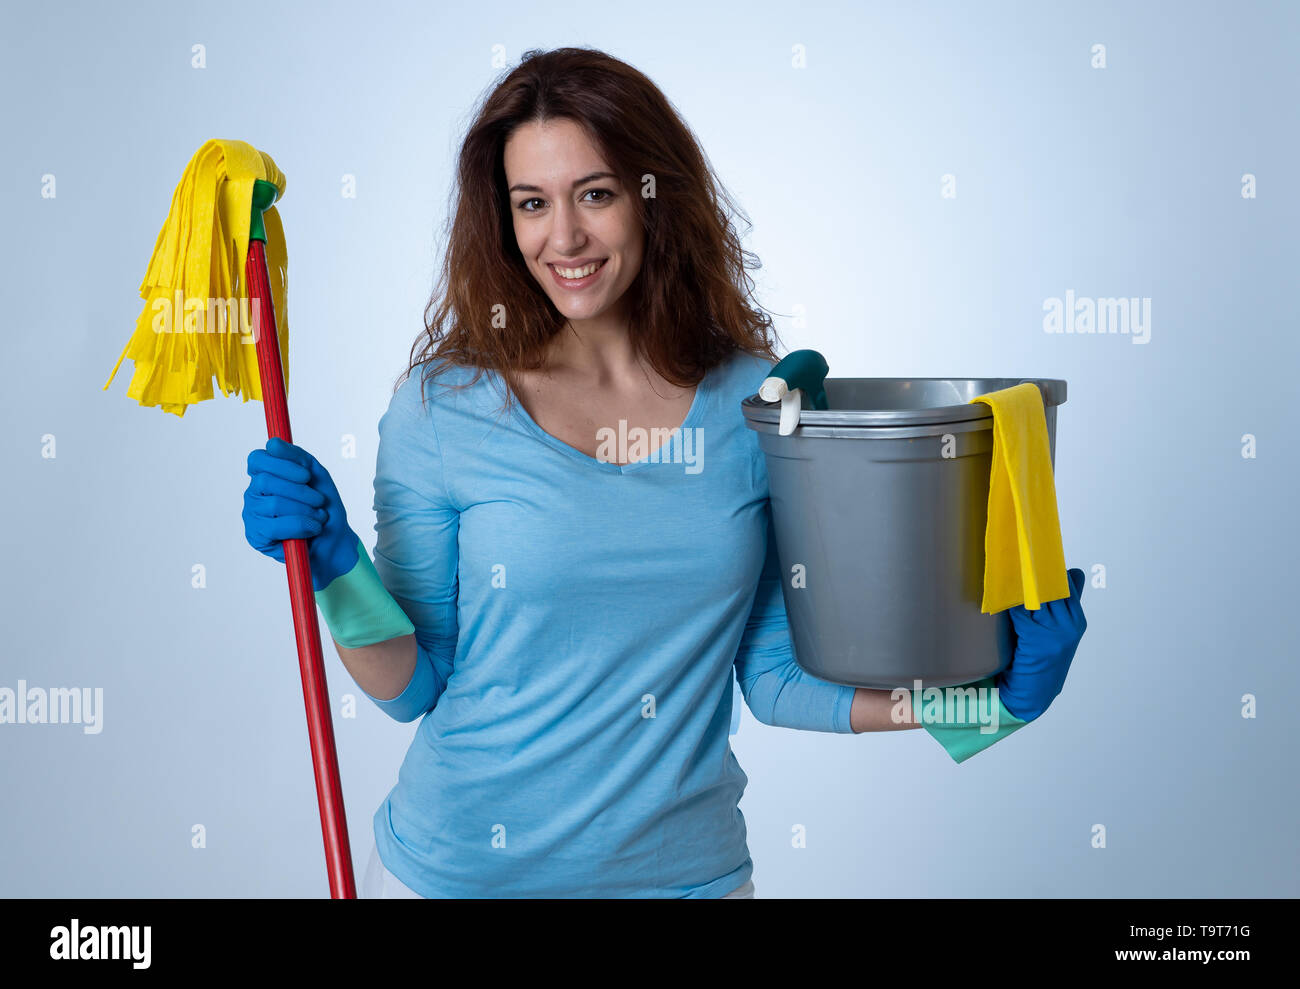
[104,140,356,898]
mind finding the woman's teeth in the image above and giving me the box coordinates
[551,260,606,280]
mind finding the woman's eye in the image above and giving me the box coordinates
[517,189,614,212]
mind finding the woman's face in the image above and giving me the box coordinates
[504,118,643,330]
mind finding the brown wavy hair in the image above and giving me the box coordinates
[401,46,781,414]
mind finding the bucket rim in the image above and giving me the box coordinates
[741,377,1066,428]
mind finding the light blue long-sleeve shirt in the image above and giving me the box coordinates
[362,349,857,898]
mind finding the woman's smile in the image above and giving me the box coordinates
[547,257,608,289]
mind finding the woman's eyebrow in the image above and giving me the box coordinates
[508,171,618,194]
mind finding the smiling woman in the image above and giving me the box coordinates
[339,46,874,901]
[408,46,779,410]
[505,120,642,330]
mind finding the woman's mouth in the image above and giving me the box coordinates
[548,258,607,290]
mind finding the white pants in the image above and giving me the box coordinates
[361,842,755,898]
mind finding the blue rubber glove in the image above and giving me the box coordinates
[242,437,360,592]
[995,567,1087,722]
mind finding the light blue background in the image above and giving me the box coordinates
[1,0,1295,897]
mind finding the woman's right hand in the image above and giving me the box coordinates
[242,437,361,592]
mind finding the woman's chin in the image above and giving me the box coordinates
[552,300,608,322]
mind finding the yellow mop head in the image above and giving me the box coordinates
[104,139,288,417]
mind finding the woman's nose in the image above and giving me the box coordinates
[547,200,587,251]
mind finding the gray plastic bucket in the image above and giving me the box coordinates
[742,378,1067,690]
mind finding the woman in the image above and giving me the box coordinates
[242,47,1086,898]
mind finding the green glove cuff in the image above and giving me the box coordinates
[911,676,1028,764]
[314,537,416,648]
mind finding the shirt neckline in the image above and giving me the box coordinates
[494,364,713,475]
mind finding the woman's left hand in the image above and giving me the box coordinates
[994,568,1088,722]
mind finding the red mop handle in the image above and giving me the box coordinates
[247,239,357,899]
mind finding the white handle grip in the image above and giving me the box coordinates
[778,388,802,436]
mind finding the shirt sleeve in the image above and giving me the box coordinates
[363,373,460,723]
[733,502,857,733]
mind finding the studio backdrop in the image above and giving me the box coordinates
[1,0,1295,897]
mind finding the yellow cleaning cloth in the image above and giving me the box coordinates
[968,382,1069,613]
[104,139,288,416]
